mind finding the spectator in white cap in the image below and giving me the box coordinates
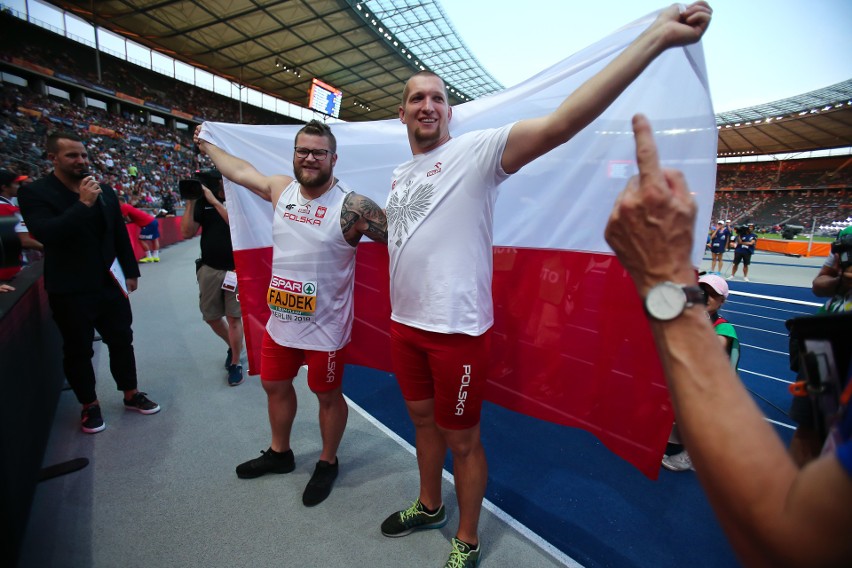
[662,272,739,472]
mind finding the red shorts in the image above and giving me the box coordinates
[390,321,491,430]
[260,331,346,393]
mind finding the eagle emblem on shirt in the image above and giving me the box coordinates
[386,180,434,247]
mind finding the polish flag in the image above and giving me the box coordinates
[199,10,716,479]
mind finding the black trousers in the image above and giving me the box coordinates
[48,283,138,405]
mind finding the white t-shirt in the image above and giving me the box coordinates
[387,125,513,335]
[266,179,356,351]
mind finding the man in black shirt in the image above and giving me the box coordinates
[180,169,244,386]
[18,131,160,433]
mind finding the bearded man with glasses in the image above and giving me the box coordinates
[195,120,388,507]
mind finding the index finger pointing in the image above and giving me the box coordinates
[632,114,664,189]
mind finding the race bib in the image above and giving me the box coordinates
[267,274,317,322]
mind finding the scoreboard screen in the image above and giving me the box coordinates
[308,78,343,118]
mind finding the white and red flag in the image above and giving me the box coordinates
[199,10,717,478]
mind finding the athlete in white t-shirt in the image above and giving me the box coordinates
[196,120,387,507]
[379,4,713,566]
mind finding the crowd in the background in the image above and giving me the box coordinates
[716,159,852,190]
[0,7,848,226]
[0,9,290,127]
[712,188,849,232]
[0,83,204,211]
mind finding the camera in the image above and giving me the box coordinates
[178,168,223,200]
[735,225,750,236]
[831,232,852,269]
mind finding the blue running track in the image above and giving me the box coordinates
[343,280,821,567]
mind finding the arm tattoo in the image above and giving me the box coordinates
[340,209,358,235]
[340,192,388,245]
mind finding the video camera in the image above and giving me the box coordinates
[735,225,751,236]
[787,313,852,442]
[831,231,852,270]
[782,225,804,240]
[178,168,223,200]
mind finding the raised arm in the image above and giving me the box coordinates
[180,198,200,239]
[340,192,388,246]
[812,257,841,298]
[502,2,712,174]
[194,124,291,203]
[202,185,229,225]
[605,114,852,568]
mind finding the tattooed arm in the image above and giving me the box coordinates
[340,192,389,246]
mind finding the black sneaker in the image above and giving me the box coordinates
[381,499,447,537]
[227,363,244,386]
[302,459,339,507]
[224,347,232,369]
[236,448,295,479]
[123,392,161,414]
[81,405,105,434]
[444,537,481,568]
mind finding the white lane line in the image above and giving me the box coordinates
[739,369,794,385]
[739,343,790,355]
[344,396,584,568]
[729,290,822,307]
[766,418,796,430]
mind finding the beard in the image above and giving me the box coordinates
[59,163,89,180]
[294,163,332,189]
[413,124,444,148]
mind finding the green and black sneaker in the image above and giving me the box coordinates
[380,499,447,537]
[444,537,481,568]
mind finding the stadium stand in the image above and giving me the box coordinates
[1,8,848,231]
[714,158,850,231]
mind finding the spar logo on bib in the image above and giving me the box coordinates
[267,276,317,322]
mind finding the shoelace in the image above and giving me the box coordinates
[399,501,424,522]
[445,540,472,568]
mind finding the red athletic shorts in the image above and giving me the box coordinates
[260,331,346,393]
[390,321,491,430]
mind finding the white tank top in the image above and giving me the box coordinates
[266,179,356,351]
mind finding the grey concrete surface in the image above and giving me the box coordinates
[18,239,572,568]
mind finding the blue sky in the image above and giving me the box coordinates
[441,0,852,112]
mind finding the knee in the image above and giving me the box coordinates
[102,329,133,347]
[442,428,482,458]
[262,380,295,400]
[314,388,344,409]
[408,408,436,430]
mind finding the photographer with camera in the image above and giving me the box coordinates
[728,222,757,282]
[179,168,244,387]
[788,226,852,466]
[607,115,852,568]
[812,226,852,309]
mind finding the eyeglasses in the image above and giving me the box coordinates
[294,147,331,161]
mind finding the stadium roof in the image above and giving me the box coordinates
[44,0,502,122]
[40,1,852,157]
[716,79,852,157]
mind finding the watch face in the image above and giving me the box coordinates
[646,282,685,321]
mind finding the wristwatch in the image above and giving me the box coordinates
[644,282,705,321]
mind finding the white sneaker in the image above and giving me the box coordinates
[743,277,750,282]
[726,275,735,280]
[662,451,694,472]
